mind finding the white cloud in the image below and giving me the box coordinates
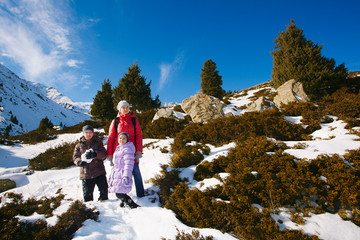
[0,0,84,86]
[67,59,83,68]
[159,63,172,89]
[158,52,184,91]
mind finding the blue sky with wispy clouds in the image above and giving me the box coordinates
[0,0,359,103]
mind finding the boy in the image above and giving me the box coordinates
[73,125,108,202]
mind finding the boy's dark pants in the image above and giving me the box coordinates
[82,174,108,202]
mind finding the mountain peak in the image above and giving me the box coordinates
[0,64,91,136]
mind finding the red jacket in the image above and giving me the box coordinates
[107,112,143,162]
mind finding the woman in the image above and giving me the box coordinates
[107,100,145,197]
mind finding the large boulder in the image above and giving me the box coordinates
[273,79,310,108]
[152,108,174,121]
[181,93,225,123]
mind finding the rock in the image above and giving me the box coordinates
[247,96,267,111]
[0,179,16,193]
[181,93,225,123]
[152,108,174,121]
[273,79,310,108]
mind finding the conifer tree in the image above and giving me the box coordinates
[38,116,53,132]
[200,59,225,99]
[113,62,161,113]
[90,79,116,124]
[10,114,18,125]
[271,19,347,99]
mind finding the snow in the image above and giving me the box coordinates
[179,143,234,191]
[284,118,360,160]
[273,211,360,240]
[2,81,360,238]
[0,135,235,240]
[2,119,360,239]
[0,63,91,135]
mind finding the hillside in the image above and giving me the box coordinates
[0,64,91,136]
[1,81,360,239]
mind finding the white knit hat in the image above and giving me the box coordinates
[117,100,130,111]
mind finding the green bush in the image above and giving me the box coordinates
[8,120,101,145]
[58,120,101,134]
[319,86,360,119]
[0,192,98,240]
[151,164,182,205]
[143,117,188,139]
[161,227,213,240]
[29,142,77,171]
[8,128,56,144]
[170,109,308,169]
[0,179,16,193]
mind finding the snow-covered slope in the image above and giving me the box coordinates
[0,64,91,135]
[1,82,360,239]
[0,134,236,240]
[1,122,360,239]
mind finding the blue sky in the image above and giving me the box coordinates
[0,0,359,104]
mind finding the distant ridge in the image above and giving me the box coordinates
[0,64,91,136]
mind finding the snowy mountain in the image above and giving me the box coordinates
[0,64,91,136]
[45,87,91,115]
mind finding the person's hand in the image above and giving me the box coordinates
[123,177,130,185]
[85,149,97,159]
[81,151,93,163]
[78,161,87,167]
[107,155,113,160]
[136,151,142,158]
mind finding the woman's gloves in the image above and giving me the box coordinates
[78,149,97,166]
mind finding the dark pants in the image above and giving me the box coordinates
[82,174,108,202]
[132,163,145,197]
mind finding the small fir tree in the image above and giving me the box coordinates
[10,114,19,125]
[90,79,116,124]
[271,19,347,99]
[113,62,161,113]
[38,116,53,132]
[200,59,225,99]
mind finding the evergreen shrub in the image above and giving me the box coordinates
[151,164,182,205]
[143,118,188,139]
[161,227,213,240]
[29,142,77,171]
[58,120,101,134]
[0,192,98,240]
[319,87,360,119]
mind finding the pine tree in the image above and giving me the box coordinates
[90,79,116,124]
[113,62,161,113]
[271,19,347,99]
[200,59,225,99]
[38,116,53,132]
[10,114,18,125]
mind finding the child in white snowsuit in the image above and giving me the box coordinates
[108,132,140,208]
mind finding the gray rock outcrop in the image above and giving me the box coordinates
[181,93,225,123]
[247,96,267,111]
[153,108,174,121]
[273,79,310,108]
